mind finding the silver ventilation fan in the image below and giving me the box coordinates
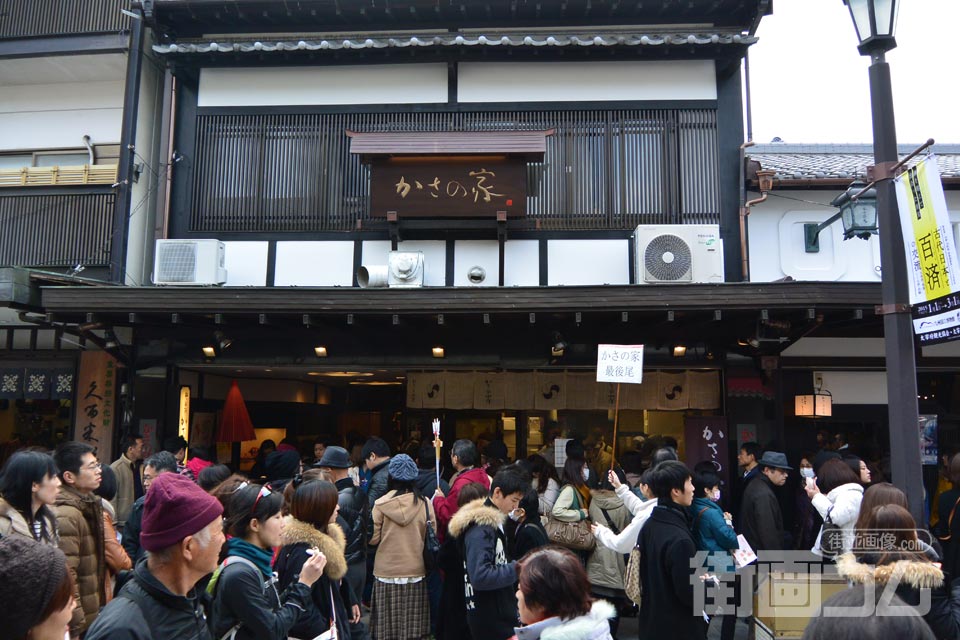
[643,234,693,282]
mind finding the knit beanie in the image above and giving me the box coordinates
[0,537,69,639]
[141,472,224,552]
[388,453,418,482]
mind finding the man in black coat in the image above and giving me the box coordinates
[739,451,791,554]
[637,460,706,640]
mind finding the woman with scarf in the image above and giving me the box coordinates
[552,456,594,563]
[275,478,363,640]
[210,482,326,640]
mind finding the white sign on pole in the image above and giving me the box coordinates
[596,344,644,384]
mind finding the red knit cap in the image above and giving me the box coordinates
[140,472,224,552]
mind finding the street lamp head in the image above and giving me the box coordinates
[832,183,878,240]
[843,0,899,56]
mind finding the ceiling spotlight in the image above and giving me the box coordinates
[314,346,328,357]
[214,330,232,351]
[432,346,445,358]
[201,346,216,358]
[673,345,687,357]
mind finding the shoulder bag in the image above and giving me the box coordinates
[545,486,596,551]
[422,498,440,573]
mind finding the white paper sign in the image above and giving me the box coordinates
[596,344,644,384]
[732,534,757,568]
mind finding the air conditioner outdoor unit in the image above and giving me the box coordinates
[153,239,227,286]
[634,224,724,284]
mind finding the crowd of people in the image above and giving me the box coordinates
[1,429,960,640]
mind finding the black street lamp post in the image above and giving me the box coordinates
[843,0,923,523]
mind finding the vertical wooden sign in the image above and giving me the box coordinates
[73,351,117,458]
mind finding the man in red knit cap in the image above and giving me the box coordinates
[85,473,225,640]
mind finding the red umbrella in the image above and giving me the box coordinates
[218,380,256,443]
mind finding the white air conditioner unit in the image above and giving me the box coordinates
[358,251,424,288]
[153,239,227,286]
[634,224,724,284]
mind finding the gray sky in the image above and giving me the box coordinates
[748,0,960,144]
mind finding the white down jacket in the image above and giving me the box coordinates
[811,482,864,556]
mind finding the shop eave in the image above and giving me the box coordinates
[40,281,882,319]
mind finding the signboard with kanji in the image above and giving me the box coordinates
[895,155,960,345]
[684,416,730,490]
[72,351,117,458]
[369,157,527,218]
[596,344,644,384]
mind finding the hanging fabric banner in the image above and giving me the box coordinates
[504,372,534,409]
[687,371,722,409]
[895,155,960,345]
[0,368,22,399]
[23,369,51,400]
[473,373,505,410]
[51,369,75,400]
[535,372,566,410]
[444,373,475,409]
[657,371,689,410]
[684,416,730,490]
[419,372,446,409]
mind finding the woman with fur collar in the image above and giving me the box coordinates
[510,546,615,640]
[275,479,363,640]
[805,459,864,557]
[210,482,325,640]
[837,504,960,640]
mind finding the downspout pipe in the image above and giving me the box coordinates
[110,9,145,284]
[738,141,755,281]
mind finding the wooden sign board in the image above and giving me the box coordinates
[72,350,118,458]
[370,156,527,218]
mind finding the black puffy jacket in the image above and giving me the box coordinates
[366,460,391,538]
[84,559,213,640]
[334,477,367,565]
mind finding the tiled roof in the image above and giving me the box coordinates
[153,31,756,55]
[748,143,960,183]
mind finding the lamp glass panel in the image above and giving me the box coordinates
[852,201,878,229]
[874,0,898,36]
[846,0,872,43]
[795,394,814,416]
[815,393,833,417]
[841,205,854,234]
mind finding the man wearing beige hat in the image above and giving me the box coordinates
[85,473,225,640]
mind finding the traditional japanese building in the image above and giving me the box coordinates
[7,0,950,488]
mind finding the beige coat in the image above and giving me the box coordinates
[370,490,436,578]
[109,453,142,528]
[55,484,106,636]
[0,497,59,546]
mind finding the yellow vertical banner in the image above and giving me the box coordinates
[895,155,960,305]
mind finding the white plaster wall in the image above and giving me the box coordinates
[223,242,269,286]
[504,240,540,286]
[275,241,355,286]
[198,64,448,107]
[747,190,960,283]
[547,239,630,285]
[454,240,499,287]
[0,81,123,151]
[458,61,717,103]
[818,371,888,405]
